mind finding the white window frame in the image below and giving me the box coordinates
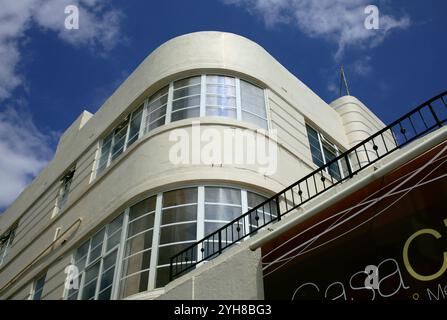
[52,168,76,218]
[0,228,16,267]
[30,272,47,300]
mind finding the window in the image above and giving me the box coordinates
[111,118,129,161]
[306,124,349,180]
[94,75,269,178]
[204,187,242,239]
[67,214,123,300]
[0,226,16,267]
[206,75,237,119]
[157,188,198,287]
[119,196,156,298]
[145,86,168,132]
[96,107,144,176]
[31,273,46,300]
[171,77,201,122]
[127,105,144,147]
[67,185,271,300]
[240,80,268,129]
[54,168,76,216]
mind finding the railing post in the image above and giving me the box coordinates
[218,230,222,254]
[276,197,281,221]
[345,154,353,178]
[428,104,442,127]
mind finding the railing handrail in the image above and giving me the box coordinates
[169,90,447,281]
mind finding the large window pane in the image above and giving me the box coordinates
[159,223,197,245]
[120,269,150,298]
[240,80,267,128]
[323,142,342,180]
[107,214,123,236]
[146,86,168,133]
[206,96,236,108]
[206,85,236,96]
[111,119,129,160]
[89,229,105,263]
[205,187,241,204]
[306,124,345,180]
[127,106,143,147]
[74,240,89,269]
[32,274,46,300]
[171,107,200,122]
[162,205,197,225]
[206,75,236,120]
[148,91,168,112]
[207,75,235,86]
[120,195,157,298]
[81,262,100,300]
[125,231,153,257]
[129,197,156,221]
[205,204,241,221]
[174,76,201,88]
[172,96,200,111]
[173,85,200,100]
[206,107,236,118]
[123,250,151,275]
[147,116,166,131]
[148,105,166,121]
[106,215,123,252]
[306,125,324,167]
[162,188,197,207]
[128,216,154,238]
[97,133,113,174]
[172,76,201,122]
[98,251,117,300]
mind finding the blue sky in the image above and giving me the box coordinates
[0,0,446,211]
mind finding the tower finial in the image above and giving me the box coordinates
[339,65,351,97]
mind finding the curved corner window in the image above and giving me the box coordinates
[67,185,271,300]
[94,75,268,178]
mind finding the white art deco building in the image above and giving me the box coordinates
[0,32,420,300]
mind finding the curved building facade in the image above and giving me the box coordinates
[0,32,389,300]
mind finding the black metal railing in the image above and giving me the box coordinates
[169,90,447,281]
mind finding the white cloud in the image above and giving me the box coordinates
[0,105,57,209]
[0,0,124,100]
[223,0,410,59]
[352,55,372,76]
[0,1,124,210]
